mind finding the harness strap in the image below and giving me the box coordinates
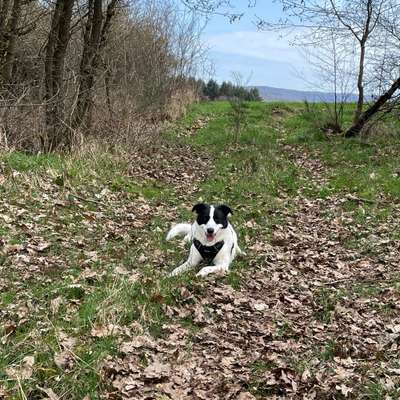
[193,239,224,262]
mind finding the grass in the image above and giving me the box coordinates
[284,103,400,201]
[362,380,400,400]
[0,100,399,398]
[281,102,400,256]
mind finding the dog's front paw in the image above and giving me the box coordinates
[196,266,227,277]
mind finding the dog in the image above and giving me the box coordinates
[166,203,244,277]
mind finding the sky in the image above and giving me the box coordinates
[201,0,312,90]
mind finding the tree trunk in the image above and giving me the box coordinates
[0,0,11,56]
[43,0,74,152]
[2,0,21,82]
[71,0,118,130]
[354,42,366,123]
[71,0,101,129]
[345,77,400,138]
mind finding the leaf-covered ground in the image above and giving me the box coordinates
[0,102,399,399]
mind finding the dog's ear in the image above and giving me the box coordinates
[192,203,207,214]
[218,204,233,216]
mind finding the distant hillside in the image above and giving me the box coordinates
[254,86,358,103]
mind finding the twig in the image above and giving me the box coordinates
[345,194,375,204]
[17,376,27,400]
[322,278,348,286]
[69,193,107,207]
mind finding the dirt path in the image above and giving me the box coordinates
[103,142,400,399]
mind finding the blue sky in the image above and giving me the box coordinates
[201,0,311,90]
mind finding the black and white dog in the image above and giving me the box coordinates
[166,203,244,277]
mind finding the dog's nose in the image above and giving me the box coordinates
[207,228,214,234]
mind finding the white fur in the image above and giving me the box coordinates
[166,217,244,277]
[166,223,192,242]
[200,205,223,238]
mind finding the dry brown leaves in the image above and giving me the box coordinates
[127,140,212,194]
[103,146,400,399]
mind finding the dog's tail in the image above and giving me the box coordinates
[166,223,192,241]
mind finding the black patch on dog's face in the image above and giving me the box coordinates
[192,203,210,225]
[213,204,232,228]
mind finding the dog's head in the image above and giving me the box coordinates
[192,203,232,242]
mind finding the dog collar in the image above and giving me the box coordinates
[193,239,224,262]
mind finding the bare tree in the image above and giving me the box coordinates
[71,0,119,130]
[228,72,249,142]
[256,0,388,126]
[100,1,205,123]
[300,31,355,132]
[344,1,400,136]
[43,0,74,151]
[328,0,382,123]
[0,0,22,82]
[0,0,44,83]
[181,0,400,136]
[345,76,400,136]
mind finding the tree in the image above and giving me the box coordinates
[195,78,207,97]
[219,81,234,97]
[43,0,74,151]
[345,77,400,137]
[328,0,380,123]
[204,79,219,100]
[299,30,355,133]
[71,0,119,131]
[247,87,262,101]
[227,72,250,141]
[344,0,400,135]
[258,0,389,124]
[0,0,22,82]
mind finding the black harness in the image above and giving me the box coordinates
[193,239,224,262]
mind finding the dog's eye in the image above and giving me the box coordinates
[214,215,227,226]
[214,216,223,224]
[197,215,209,225]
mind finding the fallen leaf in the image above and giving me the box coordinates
[37,387,60,400]
[54,351,74,371]
[50,297,63,314]
[336,384,352,397]
[5,356,34,380]
[253,302,268,311]
[138,254,147,263]
[237,392,256,400]
[143,359,170,379]
[91,324,119,337]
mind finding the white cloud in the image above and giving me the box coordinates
[204,30,304,65]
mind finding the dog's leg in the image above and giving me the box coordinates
[168,245,201,277]
[169,261,194,277]
[196,264,228,277]
[197,250,231,277]
[197,243,237,277]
